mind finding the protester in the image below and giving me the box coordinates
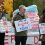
[0,6,5,45]
[12,5,27,45]
[42,9,45,45]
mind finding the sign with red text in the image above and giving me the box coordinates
[15,18,39,32]
[34,36,39,44]
[0,20,14,33]
[39,23,45,34]
[15,19,29,32]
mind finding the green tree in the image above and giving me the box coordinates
[33,0,43,16]
[13,0,33,11]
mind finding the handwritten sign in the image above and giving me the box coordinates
[39,23,45,34]
[0,20,14,33]
[15,18,39,32]
[0,20,6,32]
[15,19,28,32]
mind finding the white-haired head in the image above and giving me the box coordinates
[19,5,26,10]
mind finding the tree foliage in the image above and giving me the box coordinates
[13,0,44,16]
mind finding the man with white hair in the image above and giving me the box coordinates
[12,5,27,45]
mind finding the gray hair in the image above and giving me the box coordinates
[19,5,26,10]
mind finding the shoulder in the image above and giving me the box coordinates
[12,12,19,20]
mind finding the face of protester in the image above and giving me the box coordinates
[19,8,25,14]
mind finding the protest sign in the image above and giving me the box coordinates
[26,5,38,14]
[0,20,14,33]
[34,36,39,44]
[26,12,39,21]
[15,19,29,32]
[39,23,45,34]
[15,18,39,32]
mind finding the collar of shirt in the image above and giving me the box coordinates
[19,12,25,16]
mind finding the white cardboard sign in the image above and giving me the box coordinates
[39,23,45,34]
[15,18,39,32]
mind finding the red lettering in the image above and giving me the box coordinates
[18,22,28,26]
[11,35,15,43]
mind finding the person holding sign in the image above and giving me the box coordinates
[12,5,27,45]
[0,6,5,45]
[41,9,45,45]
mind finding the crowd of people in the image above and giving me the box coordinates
[0,4,45,45]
